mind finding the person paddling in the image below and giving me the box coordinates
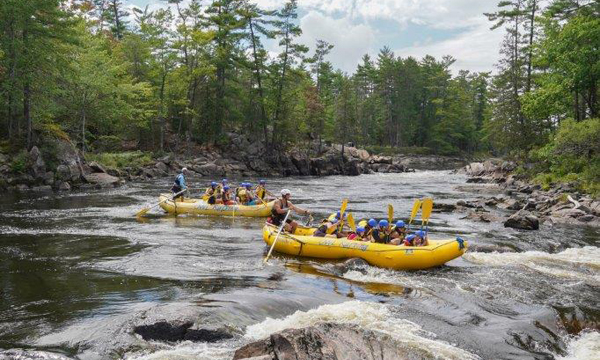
[255,180,274,201]
[389,221,407,245]
[204,181,218,204]
[171,168,188,200]
[270,189,310,234]
[371,220,392,244]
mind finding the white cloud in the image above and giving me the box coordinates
[395,17,504,74]
[298,11,376,73]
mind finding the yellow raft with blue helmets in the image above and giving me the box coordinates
[158,193,274,217]
[262,224,468,270]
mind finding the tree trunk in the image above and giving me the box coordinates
[112,0,122,39]
[248,18,269,148]
[24,81,31,150]
[273,23,290,146]
[81,105,86,155]
[159,71,167,152]
[526,0,536,93]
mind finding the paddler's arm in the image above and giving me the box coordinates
[289,201,310,215]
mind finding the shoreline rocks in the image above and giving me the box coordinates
[453,160,600,229]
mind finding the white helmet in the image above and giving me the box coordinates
[181,167,188,173]
[281,189,291,196]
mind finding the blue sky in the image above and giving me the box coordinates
[124,0,503,74]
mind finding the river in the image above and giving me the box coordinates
[1,171,598,360]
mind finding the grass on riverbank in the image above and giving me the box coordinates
[86,151,154,170]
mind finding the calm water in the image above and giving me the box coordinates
[0,171,598,360]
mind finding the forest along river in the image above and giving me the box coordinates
[0,171,598,360]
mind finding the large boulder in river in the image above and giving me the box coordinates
[233,323,407,360]
[134,321,232,343]
[84,172,120,188]
[504,210,540,230]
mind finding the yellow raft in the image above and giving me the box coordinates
[262,224,468,270]
[159,194,274,217]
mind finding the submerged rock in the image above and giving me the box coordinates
[133,321,232,343]
[332,258,370,276]
[233,323,408,360]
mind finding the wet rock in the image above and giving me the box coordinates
[504,210,539,230]
[552,208,587,219]
[469,244,516,253]
[155,161,169,174]
[433,203,457,213]
[233,323,406,360]
[31,185,53,192]
[16,184,29,191]
[461,211,500,223]
[133,321,232,343]
[578,214,596,223]
[332,258,370,276]
[57,181,71,191]
[55,165,70,182]
[88,161,106,173]
[84,173,120,188]
[466,177,491,184]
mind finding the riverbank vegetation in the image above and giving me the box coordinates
[0,0,598,192]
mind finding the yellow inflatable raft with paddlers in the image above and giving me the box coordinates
[262,224,468,270]
[158,194,274,217]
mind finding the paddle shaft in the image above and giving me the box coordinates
[264,210,291,263]
[137,189,187,216]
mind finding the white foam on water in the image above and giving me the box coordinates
[244,301,480,360]
[558,331,600,360]
[124,341,234,360]
[463,247,600,284]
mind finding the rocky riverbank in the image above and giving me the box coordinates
[0,133,468,192]
[440,159,600,229]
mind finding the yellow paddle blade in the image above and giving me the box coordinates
[410,199,421,220]
[340,198,349,216]
[136,207,150,217]
[387,204,393,223]
[348,213,356,232]
[421,198,433,227]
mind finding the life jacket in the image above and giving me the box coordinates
[372,228,391,244]
[256,186,266,199]
[317,219,339,235]
[222,190,231,202]
[238,189,248,203]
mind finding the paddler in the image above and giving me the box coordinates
[255,180,273,201]
[314,215,343,238]
[171,167,188,201]
[204,181,218,204]
[221,185,236,205]
[403,230,428,247]
[235,182,246,203]
[371,219,392,244]
[347,226,367,241]
[389,221,407,245]
[270,189,310,234]
[244,183,257,205]
[357,218,377,240]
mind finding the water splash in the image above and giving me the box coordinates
[463,247,600,284]
[558,331,600,360]
[244,301,480,360]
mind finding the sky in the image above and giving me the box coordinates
[124,0,505,75]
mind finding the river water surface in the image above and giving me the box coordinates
[1,171,599,360]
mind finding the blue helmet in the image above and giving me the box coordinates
[415,230,426,237]
[211,181,217,187]
[356,227,366,233]
[223,185,230,191]
[222,178,228,183]
[395,221,405,228]
[245,183,252,188]
[240,182,247,187]
[368,219,377,227]
[259,179,266,184]
[378,220,389,228]
[406,234,416,241]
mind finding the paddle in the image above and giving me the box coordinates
[347,213,357,233]
[337,198,349,232]
[387,204,393,224]
[136,189,187,217]
[421,197,433,231]
[407,199,421,230]
[264,210,291,264]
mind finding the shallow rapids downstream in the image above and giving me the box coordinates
[1,171,598,360]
